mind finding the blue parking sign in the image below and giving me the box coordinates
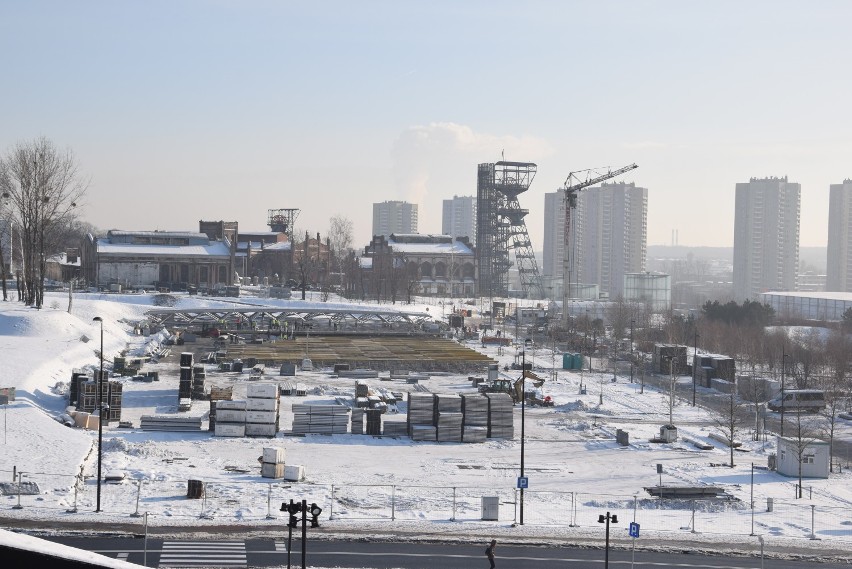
[629,522,640,538]
[517,476,529,489]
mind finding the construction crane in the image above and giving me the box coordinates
[560,163,638,325]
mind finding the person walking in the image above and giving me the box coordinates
[485,539,497,568]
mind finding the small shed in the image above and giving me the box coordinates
[776,436,830,479]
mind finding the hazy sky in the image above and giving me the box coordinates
[3,1,851,249]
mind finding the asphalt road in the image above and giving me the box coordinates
[42,535,849,568]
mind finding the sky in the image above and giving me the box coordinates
[2,1,852,249]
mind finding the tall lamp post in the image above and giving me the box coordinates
[780,350,790,437]
[598,511,619,568]
[92,316,104,513]
[629,319,635,383]
[519,337,531,525]
[692,331,699,406]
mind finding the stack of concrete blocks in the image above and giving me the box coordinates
[214,400,247,437]
[407,393,437,441]
[261,446,286,479]
[461,394,488,443]
[436,394,463,442]
[246,382,280,437]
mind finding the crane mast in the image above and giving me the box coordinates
[560,163,638,325]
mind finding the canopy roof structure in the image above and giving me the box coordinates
[145,305,436,331]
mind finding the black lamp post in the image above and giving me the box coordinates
[92,316,104,512]
[629,319,635,383]
[781,350,790,437]
[598,511,619,568]
[692,331,699,406]
[519,338,531,525]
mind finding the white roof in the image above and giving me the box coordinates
[760,291,852,301]
[97,239,231,258]
[263,241,292,251]
[389,240,473,255]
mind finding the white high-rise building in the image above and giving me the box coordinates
[826,179,852,292]
[372,201,418,238]
[733,177,800,301]
[544,182,647,299]
[441,195,477,246]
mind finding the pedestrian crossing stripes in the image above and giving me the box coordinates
[159,541,247,568]
[274,541,288,552]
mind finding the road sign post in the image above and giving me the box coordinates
[629,521,640,568]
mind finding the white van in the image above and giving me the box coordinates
[768,389,826,412]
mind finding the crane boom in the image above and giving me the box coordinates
[561,163,638,325]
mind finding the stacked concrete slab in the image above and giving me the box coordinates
[407,392,437,441]
[261,446,286,479]
[291,404,349,434]
[461,394,488,442]
[485,393,514,439]
[214,400,247,437]
[246,382,280,437]
[436,394,462,442]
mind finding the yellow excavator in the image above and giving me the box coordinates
[478,370,554,406]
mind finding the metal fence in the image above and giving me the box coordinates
[2,469,851,542]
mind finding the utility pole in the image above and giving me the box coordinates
[692,330,699,406]
[630,319,635,383]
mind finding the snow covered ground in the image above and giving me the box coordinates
[1,290,852,562]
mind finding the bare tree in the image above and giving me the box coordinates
[786,411,824,498]
[327,215,353,293]
[822,330,851,472]
[713,388,746,467]
[0,138,87,308]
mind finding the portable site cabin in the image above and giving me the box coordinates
[776,436,830,479]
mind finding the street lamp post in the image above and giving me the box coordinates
[630,319,635,383]
[692,331,699,407]
[598,511,619,569]
[781,350,790,437]
[519,338,531,525]
[92,316,104,513]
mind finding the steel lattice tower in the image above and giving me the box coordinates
[476,161,545,299]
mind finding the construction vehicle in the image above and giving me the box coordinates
[478,370,554,406]
[560,163,638,326]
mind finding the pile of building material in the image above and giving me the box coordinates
[486,393,514,439]
[291,404,349,434]
[214,400,247,437]
[179,352,193,409]
[246,382,280,437]
[351,408,365,435]
[461,394,488,442]
[366,408,382,435]
[192,365,206,399]
[407,392,437,441]
[436,394,462,442]
[261,446,286,479]
[382,421,408,437]
[76,379,122,423]
[140,415,203,432]
[280,381,307,397]
[338,369,379,379]
[208,386,233,432]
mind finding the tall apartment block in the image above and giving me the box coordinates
[372,201,418,238]
[544,182,647,299]
[542,190,567,289]
[826,179,852,292]
[732,177,800,301]
[442,195,477,246]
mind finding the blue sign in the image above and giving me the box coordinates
[517,476,529,489]
[629,522,640,538]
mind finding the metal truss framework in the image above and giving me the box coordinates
[476,161,545,299]
[145,306,434,330]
